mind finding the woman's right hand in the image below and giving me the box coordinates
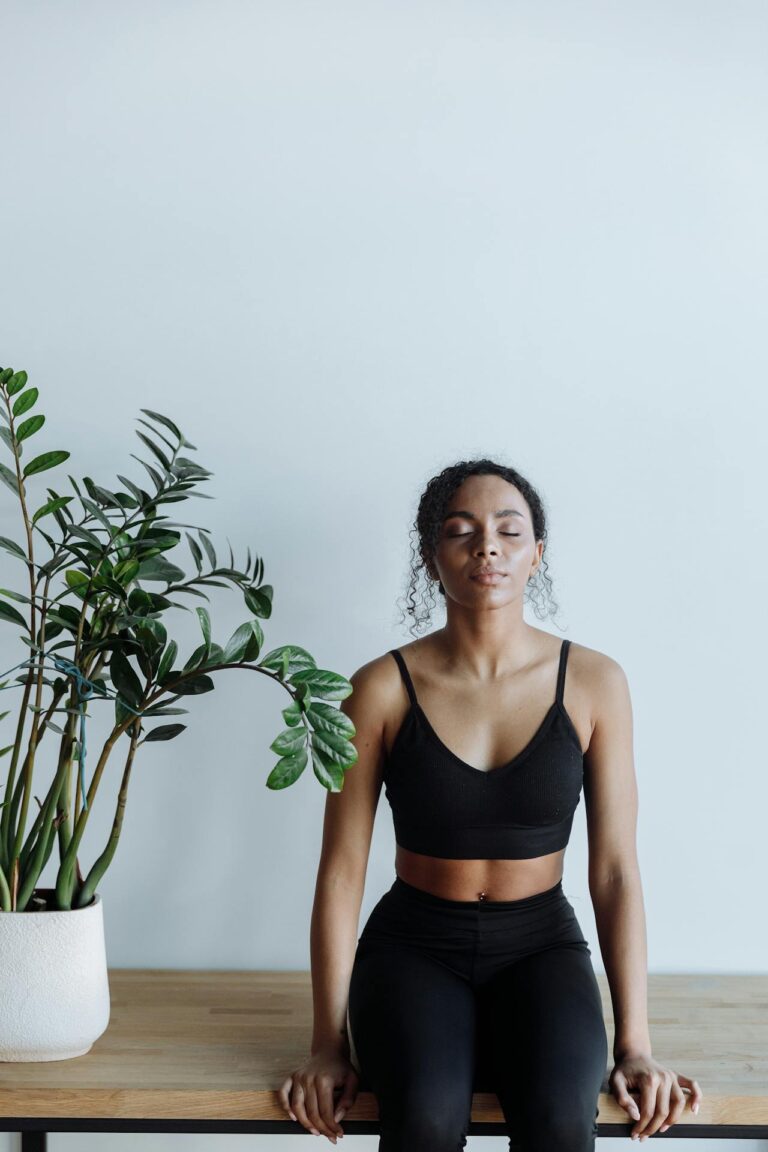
[278,1046,360,1143]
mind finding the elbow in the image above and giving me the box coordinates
[588,859,642,893]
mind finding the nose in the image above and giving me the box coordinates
[474,536,499,558]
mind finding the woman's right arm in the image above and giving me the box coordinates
[278,656,393,1142]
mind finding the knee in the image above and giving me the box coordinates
[380,1095,470,1152]
[523,1093,599,1152]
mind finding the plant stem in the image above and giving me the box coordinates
[76,725,140,908]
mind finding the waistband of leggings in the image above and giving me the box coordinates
[391,874,565,911]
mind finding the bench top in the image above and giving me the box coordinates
[0,969,765,1128]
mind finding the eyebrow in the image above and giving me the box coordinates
[442,509,525,521]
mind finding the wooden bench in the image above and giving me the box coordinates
[0,969,765,1148]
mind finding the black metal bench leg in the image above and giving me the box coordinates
[21,1132,47,1152]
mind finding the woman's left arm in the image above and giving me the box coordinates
[582,653,703,1141]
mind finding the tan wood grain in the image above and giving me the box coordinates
[0,970,764,1125]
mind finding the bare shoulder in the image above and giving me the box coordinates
[567,638,628,689]
[341,647,405,717]
[564,639,631,753]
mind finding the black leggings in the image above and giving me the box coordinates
[347,875,608,1152]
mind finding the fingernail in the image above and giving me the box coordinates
[693,1103,699,1114]
[289,1113,296,1122]
[660,1124,669,1132]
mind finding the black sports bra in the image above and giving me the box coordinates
[382,638,584,860]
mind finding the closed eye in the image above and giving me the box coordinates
[446,532,521,538]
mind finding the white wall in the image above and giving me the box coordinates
[1,1,766,1149]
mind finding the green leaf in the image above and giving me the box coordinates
[0,599,29,629]
[47,602,85,632]
[65,570,91,596]
[270,726,308,756]
[244,584,273,619]
[133,618,167,658]
[186,532,203,573]
[129,453,164,489]
[139,408,183,441]
[201,641,224,667]
[222,620,262,664]
[172,673,214,695]
[22,449,70,477]
[221,626,251,663]
[259,645,316,678]
[116,474,147,506]
[6,370,28,396]
[80,496,114,532]
[142,723,187,742]
[67,524,103,548]
[265,746,308,789]
[311,728,358,766]
[289,668,354,701]
[198,531,216,568]
[294,681,312,709]
[172,456,211,478]
[310,744,345,791]
[183,642,210,673]
[0,461,20,495]
[113,557,140,584]
[115,695,142,732]
[135,430,171,471]
[12,387,39,417]
[31,495,74,525]
[16,414,45,442]
[135,556,186,582]
[136,417,176,455]
[0,536,26,560]
[306,701,356,738]
[157,640,178,683]
[196,606,211,652]
[110,650,144,709]
[0,586,30,603]
[282,699,303,727]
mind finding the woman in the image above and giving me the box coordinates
[279,459,702,1149]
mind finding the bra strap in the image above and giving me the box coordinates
[555,638,571,705]
[389,649,419,707]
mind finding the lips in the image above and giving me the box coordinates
[471,568,505,577]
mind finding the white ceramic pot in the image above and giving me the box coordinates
[0,888,110,1061]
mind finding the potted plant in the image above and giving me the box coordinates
[0,362,357,1061]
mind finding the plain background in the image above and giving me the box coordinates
[1,1,766,1149]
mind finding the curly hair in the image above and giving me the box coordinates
[394,457,563,637]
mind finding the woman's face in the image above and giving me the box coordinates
[428,473,543,608]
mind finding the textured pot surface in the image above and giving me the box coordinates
[0,888,110,1061]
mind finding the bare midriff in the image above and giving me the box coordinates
[394,843,566,903]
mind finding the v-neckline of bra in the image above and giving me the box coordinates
[410,698,570,777]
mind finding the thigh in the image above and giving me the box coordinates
[348,941,478,1144]
[478,942,608,1148]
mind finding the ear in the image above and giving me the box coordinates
[423,554,438,583]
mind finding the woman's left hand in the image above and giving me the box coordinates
[609,1052,703,1140]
